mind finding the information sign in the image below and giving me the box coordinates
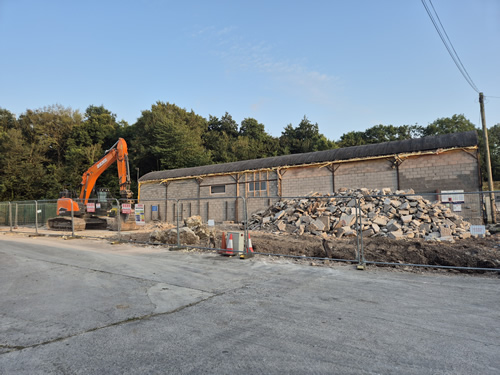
[122,203,132,214]
[135,204,145,225]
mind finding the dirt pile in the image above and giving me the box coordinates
[249,232,500,271]
[248,188,473,241]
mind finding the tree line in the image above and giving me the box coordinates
[1,102,498,201]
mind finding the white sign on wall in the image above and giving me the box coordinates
[134,204,145,225]
[440,190,465,203]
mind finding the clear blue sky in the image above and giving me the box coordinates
[1,0,499,141]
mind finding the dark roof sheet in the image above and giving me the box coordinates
[140,131,478,182]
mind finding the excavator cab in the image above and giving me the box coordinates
[59,189,72,199]
[94,187,114,214]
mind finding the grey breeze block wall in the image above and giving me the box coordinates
[139,148,480,224]
[399,149,481,223]
[280,158,399,196]
[138,183,166,223]
[335,159,398,191]
[175,173,280,223]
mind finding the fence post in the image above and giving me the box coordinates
[358,196,365,265]
[354,195,360,263]
[9,202,12,232]
[355,196,365,269]
[116,199,121,241]
[176,200,180,247]
[242,197,248,256]
[71,200,75,237]
[481,191,487,224]
[35,200,38,235]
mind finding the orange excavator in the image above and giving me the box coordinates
[48,138,136,231]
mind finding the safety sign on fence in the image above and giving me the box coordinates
[470,225,486,236]
[87,203,95,213]
[134,204,145,225]
[122,203,132,214]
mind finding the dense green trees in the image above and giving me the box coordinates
[280,116,336,153]
[487,124,500,181]
[0,102,497,201]
[1,105,83,200]
[422,114,476,136]
[339,124,423,147]
[63,105,124,194]
[131,102,211,171]
[203,113,239,164]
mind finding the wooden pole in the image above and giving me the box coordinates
[479,92,496,223]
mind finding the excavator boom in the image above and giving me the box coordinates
[79,138,133,204]
[48,138,135,231]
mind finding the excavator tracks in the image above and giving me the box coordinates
[47,217,87,231]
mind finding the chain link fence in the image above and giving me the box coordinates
[1,191,499,272]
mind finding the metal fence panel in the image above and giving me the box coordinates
[1,191,499,272]
[0,202,10,226]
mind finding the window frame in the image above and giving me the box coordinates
[248,181,266,192]
[210,184,226,194]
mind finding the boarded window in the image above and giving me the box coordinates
[249,181,266,192]
[211,185,226,194]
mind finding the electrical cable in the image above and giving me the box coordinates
[421,0,480,93]
[428,0,479,93]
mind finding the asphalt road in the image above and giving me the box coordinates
[1,233,499,374]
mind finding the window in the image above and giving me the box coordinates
[249,181,266,192]
[211,185,226,194]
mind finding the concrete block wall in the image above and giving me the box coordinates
[199,176,237,223]
[399,150,482,223]
[335,159,397,191]
[139,201,166,222]
[198,198,237,223]
[140,183,166,201]
[166,180,199,223]
[199,175,236,197]
[399,150,479,192]
[282,166,332,196]
[139,184,167,222]
[167,180,199,199]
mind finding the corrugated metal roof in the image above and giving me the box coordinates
[140,131,478,182]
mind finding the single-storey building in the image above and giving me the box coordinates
[138,131,482,224]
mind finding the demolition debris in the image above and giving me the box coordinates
[248,188,476,241]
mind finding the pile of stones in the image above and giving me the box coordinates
[149,215,215,245]
[248,188,473,241]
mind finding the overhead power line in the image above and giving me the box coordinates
[421,0,480,93]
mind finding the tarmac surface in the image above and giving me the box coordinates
[0,232,499,374]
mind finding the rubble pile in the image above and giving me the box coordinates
[149,215,215,245]
[248,188,473,241]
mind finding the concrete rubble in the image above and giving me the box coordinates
[149,215,215,245]
[248,188,474,241]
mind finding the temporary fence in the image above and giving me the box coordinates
[0,198,125,239]
[1,191,499,272]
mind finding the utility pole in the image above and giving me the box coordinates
[479,92,496,223]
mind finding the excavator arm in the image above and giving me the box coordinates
[79,138,133,204]
[49,137,136,231]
